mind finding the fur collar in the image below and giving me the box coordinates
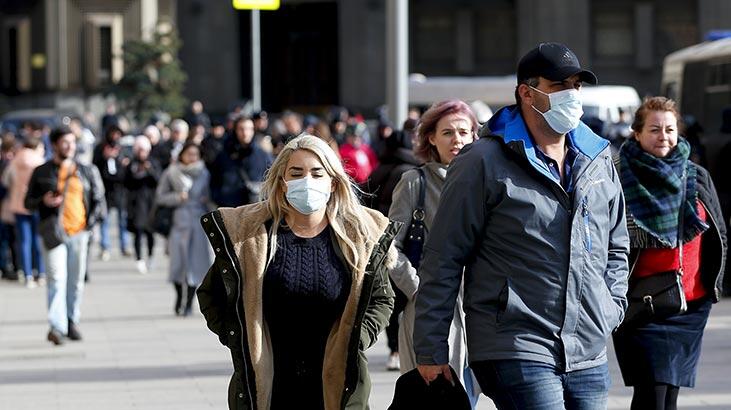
[217,201,396,410]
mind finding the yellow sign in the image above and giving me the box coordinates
[232,0,280,10]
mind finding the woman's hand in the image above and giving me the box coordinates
[179,191,189,202]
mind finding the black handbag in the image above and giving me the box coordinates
[149,205,174,237]
[623,169,688,327]
[38,215,68,249]
[624,270,687,326]
[403,168,426,268]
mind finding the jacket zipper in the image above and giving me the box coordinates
[340,223,399,408]
[211,214,254,408]
[582,197,591,252]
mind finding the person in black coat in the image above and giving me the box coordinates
[200,119,227,170]
[92,125,130,258]
[123,136,161,274]
[209,116,272,208]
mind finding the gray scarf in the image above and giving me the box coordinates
[168,160,205,192]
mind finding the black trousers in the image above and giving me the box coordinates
[131,228,154,260]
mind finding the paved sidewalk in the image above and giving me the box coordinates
[2,244,731,409]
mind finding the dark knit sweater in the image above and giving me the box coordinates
[263,225,351,409]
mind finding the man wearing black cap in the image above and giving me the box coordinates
[413,43,629,409]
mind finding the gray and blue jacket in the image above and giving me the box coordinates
[414,105,630,372]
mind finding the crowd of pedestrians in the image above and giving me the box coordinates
[0,41,729,410]
[0,98,396,340]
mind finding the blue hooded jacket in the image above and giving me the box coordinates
[414,104,630,372]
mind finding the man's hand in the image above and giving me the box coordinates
[42,191,63,208]
[103,144,120,159]
[417,364,453,386]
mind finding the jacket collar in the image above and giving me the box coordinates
[484,105,609,179]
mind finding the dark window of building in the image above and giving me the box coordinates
[654,0,698,62]
[250,2,339,112]
[411,8,456,75]
[8,27,19,91]
[1,17,30,94]
[412,0,517,76]
[591,2,634,63]
[98,26,112,84]
[474,2,516,75]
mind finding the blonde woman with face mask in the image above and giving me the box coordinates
[197,134,400,410]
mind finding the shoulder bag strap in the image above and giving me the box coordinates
[237,165,252,185]
[413,167,426,221]
[677,166,687,275]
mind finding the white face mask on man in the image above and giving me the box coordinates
[530,86,584,135]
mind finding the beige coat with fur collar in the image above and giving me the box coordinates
[198,201,399,410]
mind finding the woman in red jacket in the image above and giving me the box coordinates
[613,96,727,410]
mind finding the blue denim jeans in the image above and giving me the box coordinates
[471,360,610,410]
[99,207,128,252]
[41,230,90,334]
[15,213,45,278]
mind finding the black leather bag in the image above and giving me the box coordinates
[622,169,688,327]
[389,366,471,410]
[623,270,687,327]
[149,205,174,237]
[403,168,426,268]
[38,215,68,249]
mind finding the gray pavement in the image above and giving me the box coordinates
[2,239,731,409]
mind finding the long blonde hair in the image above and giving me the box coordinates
[261,134,375,271]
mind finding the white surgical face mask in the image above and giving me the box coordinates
[284,176,331,215]
[530,86,584,135]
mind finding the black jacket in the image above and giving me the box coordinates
[123,158,161,231]
[92,143,126,209]
[365,147,421,215]
[24,160,107,229]
[209,137,272,208]
[626,163,728,302]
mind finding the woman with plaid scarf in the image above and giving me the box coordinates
[613,97,727,410]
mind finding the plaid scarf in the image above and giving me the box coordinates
[619,137,708,247]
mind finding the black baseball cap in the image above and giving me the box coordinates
[517,42,597,85]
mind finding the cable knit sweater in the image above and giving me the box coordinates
[263,225,351,409]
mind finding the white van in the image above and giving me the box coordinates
[579,85,641,124]
[408,74,517,122]
[408,75,640,126]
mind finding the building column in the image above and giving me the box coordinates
[59,0,68,89]
[386,0,408,127]
[141,0,158,41]
[45,0,58,89]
